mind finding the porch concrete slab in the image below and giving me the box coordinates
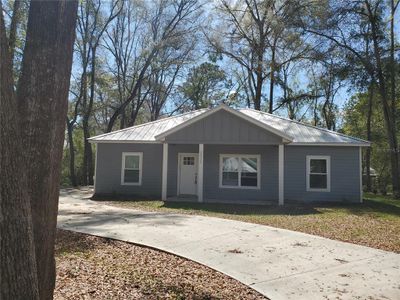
[58,189,400,300]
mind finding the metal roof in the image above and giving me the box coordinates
[89,106,370,146]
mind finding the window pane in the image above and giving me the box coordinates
[125,155,140,169]
[183,157,194,165]
[310,174,327,189]
[241,157,257,173]
[241,172,258,187]
[124,169,139,183]
[222,172,238,186]
[310,159,326,173]
[223,157,239,172]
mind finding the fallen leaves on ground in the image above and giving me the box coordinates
[102,195,400,253]
[55,229,266,300]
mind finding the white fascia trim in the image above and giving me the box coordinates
[155,104,294,142]
[289,143,371,147]
[89,140,160,144]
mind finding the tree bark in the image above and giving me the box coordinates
[365,85,374,192]
[8,0,22,64]
[16,2,78,299]
[254,49,263,111]
[366,1,400,198]
[268,44,276,114]
[0,6,39,299]
[66,120,78,187]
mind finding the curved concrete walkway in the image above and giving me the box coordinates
[58,189,400,300]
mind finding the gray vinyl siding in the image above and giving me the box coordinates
[203,145,278,203]
[95,143,162,198]
[284,146,361,202]
[165,109,283,145]
[94,142,361,203]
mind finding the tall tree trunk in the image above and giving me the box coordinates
[16,2,78,299]
[390,0,397,143]
[365,85,374,192]
[82,118,93,185]
[254,54,263,110]
[8,0,22,64]
[367,3,400,198]
[0,6,39,299]
[83,47,97,186]
[268,45,276,114]
[66,120,77,187]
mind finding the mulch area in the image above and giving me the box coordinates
[54,229,266,300]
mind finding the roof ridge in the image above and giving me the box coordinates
[89,108,209,140]
[240,108,370,144]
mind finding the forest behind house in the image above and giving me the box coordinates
[3,0,399,197]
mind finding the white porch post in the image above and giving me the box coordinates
[162,143,168,201]
[278,144,284,205]
[198,144,204,202]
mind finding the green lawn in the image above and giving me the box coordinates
[98,193,400,253]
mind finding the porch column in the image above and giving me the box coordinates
[278,144,284,205]
[162,143,168,201]
[197,143,204,202]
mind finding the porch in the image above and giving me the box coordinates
[161,143,285,205]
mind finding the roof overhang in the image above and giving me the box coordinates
[288,142,371,147]
[154,104,294,143]
[88,140,160,144]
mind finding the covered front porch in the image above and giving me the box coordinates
[154,105,292,205]
[161,143,285,205]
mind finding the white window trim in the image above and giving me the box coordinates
[306,155,331,192]
[121,152,143,186]
[219,154,261,190]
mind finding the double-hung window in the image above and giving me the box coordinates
[220,155,260,189]
[121,152,142,185]
[306,156,330,192]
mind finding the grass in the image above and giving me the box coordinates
[98,193,400,253]
[55,229,266,299]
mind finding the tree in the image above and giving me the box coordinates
[180,62,226,109]
[70,0,120,186]
[105,0,202,132]
[1,1,78,299]
[207,0,305,111]
[300,0,400,197]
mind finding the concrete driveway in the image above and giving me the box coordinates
[58,189,400,300]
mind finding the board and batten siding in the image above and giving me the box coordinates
[95,143,162,198]
[164,109,283,145]
[284,146,361,202]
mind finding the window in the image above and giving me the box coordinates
[183,156,195,165]
[121,152,142,185]
[220,155,260,189]
[306,156,330,192]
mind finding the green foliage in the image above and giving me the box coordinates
[342,91,395,193]
[180,62,227,109]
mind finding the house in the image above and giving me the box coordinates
[89,104,370,205]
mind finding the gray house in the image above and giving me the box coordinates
[89,104,370,205]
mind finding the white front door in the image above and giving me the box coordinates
[178,153,198,195]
